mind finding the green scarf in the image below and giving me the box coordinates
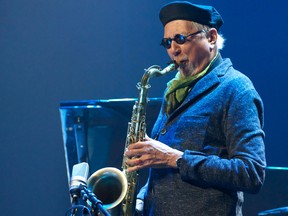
[165,54,218,115]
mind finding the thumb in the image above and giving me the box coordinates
[145,134,152,141]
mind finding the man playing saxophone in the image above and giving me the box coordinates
[124,1,266,216]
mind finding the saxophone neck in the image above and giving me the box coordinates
[140,62,178,87]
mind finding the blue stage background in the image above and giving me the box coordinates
[0,0,287,215]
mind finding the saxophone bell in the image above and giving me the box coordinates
[87,167,128,214]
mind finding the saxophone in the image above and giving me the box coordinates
[121,62,178,216]
[86,62,177,216]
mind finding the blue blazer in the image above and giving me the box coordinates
[139,58,266,216]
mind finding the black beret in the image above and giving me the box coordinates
[159,1,223,30]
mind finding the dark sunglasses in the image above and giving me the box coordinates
[160,30,205,49]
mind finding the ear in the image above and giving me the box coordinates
[207,28,218,48]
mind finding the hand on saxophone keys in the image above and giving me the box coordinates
[124,135,183,172]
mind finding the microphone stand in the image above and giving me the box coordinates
[79,185,110,216]
[66,186,91,216]
[66,184,110,216]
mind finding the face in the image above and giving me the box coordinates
[163,20,217,77]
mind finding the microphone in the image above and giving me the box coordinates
[70,162,110,216]
[67,162,90,216]
[70,162,89,197]
[68,162,111,216]
[71,162,89,187]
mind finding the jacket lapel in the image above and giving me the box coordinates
[166,58,231,123]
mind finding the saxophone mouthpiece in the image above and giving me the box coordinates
[161,61,178,74]
[168,60,178,67]
[171,60,179,70]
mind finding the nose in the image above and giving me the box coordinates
[169,41,181,57]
